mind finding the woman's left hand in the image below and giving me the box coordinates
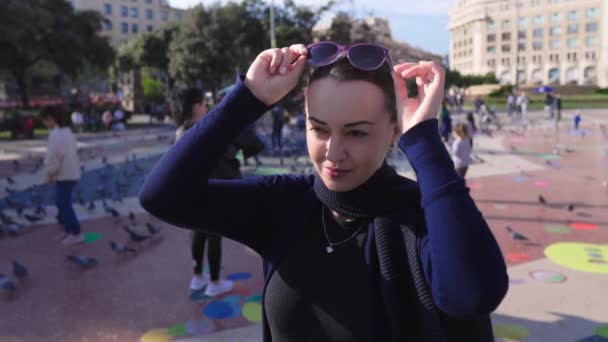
[392,61,445,134]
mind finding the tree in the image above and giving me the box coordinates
[328,12,353,45]
[0,0,114,108]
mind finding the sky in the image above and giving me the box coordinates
[168,0,451,55]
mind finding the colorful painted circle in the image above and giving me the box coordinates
[140,329,171,342]
[570,223,599,231]
[534,181,548,187]
[203,301,239,319]
[493,323,530,341]
[226,272,253,281]
[247,294,263,303]
[544,225,571,234]
[576,335,608,342]
[505,253,532,263]
[189,289,210,302]
[222,295,242,304]
[529,270,567,284]
[83,232,101,244]
[242,302,263,323]
[253,167,290,176]
[168,323,187,337]
[544,243,608,274]
[596,326,608,339]
[185,319,214,336]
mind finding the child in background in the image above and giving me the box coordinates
[451,123,473,178]
[574,111,581,130]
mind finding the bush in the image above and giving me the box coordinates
[489,85,514,98]
[594,87,608,94]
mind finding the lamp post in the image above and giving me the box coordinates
[513,0,521,92]
[270,0,276,48]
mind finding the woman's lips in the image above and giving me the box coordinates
[325,167,351,178]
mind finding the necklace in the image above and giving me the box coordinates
[321,205,367,254]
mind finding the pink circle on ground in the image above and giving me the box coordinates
[534,181,548,187]
[570,222,599,231]
[467,183,483,189]
[529,270,567,283]
[231,286,253,297]
[505,253,532,263]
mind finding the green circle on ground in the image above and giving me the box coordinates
[83,232,101,244]
[247,294,262,303]
[544,225,571,234]
[596,326,608,338]
[242,302,262,323]
[539,154,560,160]
[253,167,290,176]
[168,323,187,337]
[493,323,530,341]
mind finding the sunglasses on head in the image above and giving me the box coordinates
[306,41,393,71]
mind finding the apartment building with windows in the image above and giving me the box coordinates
[67,0,184,46]
[448,0,607,87]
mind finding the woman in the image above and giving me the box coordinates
[451,123,473,178]
[439,98,452,143]
[41,106,83,245]
[141,43,508,341]
[175,88,235,297]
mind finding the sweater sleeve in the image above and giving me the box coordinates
[44,132,63,178]
[398,119,508,318]
[139,76,306,255]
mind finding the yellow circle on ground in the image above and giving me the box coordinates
[493,323,530,341]
[140,329,172,342]
[544,243,608,274]
[242,302,262,323]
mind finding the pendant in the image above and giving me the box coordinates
[326,245,334,254]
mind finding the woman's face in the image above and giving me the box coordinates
[305,78,399,192]
[192,101,208,121]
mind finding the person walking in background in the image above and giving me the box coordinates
[554,93,562,126]
[271,103,285,151]
[175,88,234,297]
[41,106,83,245]
[465,111,477,147]
[545,92,555,119]
[574,111,582,131]
[517,91,529,127]
[439,98,452,143]
[451,123,473,179]
[507,92,516,118]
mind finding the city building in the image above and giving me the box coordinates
[67,0,184,46]
[448,0,607,87]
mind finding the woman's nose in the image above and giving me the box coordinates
[325,137,346,162]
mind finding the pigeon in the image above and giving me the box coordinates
[4,223,24,236]
[16,206,24,217]
[66,255,97,268]
[538,195,547,205]
[102,156,108,164]
[146,222,161,235]
[12,159,20,170]
[0,274,16,292]
[128,211,136,223]
[104,204,120,218]
[6,177,15,185]
[23,213,43,223]
[567,204,575,212]
[0,212,15,225]
[506,226,529,241]
[110,241,137,254]
[87,201,96,211]
[5,187,16,195]
[12,261,28,279]
[34,205,47,217]
[123,226,149,243]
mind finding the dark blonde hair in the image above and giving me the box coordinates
[454,123,469,139]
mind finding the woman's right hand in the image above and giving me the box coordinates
[244,44,308,106]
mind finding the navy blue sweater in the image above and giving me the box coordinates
[139,76,509,340]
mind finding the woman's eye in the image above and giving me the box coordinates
[348,131,368,137]
[310,127,327,134]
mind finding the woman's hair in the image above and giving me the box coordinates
[305,57,397,123]
[454,122,469,139]
[40,106,67,127]
[177,87,205,126]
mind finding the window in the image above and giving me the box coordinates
[146,9,153,19]
[533,41,543,50]
[121,22,128,33]
[533,28,543,37]
[567,10,578,21]
[517,42,526,51]
[161,11,169,21]
[533,15,544,25]
[551,12,561,22]
[503,19,511,30]
[568,24,579,34]
[567,37,578,48]
[502,44,511,52]
[130,7,138,18]
[586,36,598,46]
[518,30,526,39]
[487,46,496,53]
[103,20,113,30]
[502,32,511,40]
[104,3,112,15]
[586,8,598,18]
[147,25,154,32]
[175,12,183,21]
[586,22,598,32]
[550,39,561,49]
[146,0,153,3]
[487,34,496,42]
[550,26,562,36]
[121,5,128,17]
[132,23,139,33]
[518,17,528,27]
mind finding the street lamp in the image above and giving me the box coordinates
[270,0,276,48]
